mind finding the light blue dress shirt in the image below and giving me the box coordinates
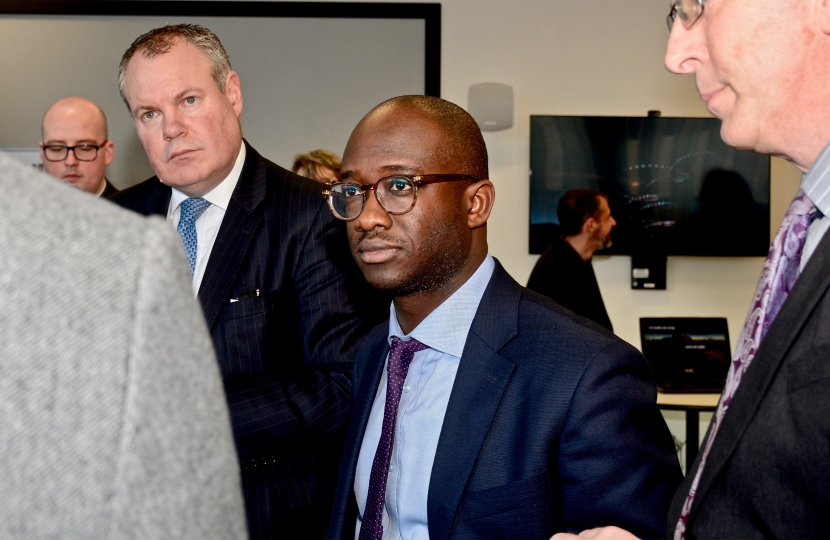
[354,255,496,540]
[800,141,830,271]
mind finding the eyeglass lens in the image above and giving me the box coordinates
[667,0,704,30]
[43,144,100,162]
[329,176,416,220]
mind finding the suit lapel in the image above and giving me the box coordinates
[198,142,265,329]
[330,330,390,538]
[140,179,171,216]
[686,229,830,522]
[427,261,519,539]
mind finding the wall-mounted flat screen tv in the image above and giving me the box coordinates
[529,116,771,256]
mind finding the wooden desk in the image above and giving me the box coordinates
[657,392,721,472]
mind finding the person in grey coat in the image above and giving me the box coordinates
[0,151,246,539]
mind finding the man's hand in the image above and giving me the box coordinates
[551,526,640,540]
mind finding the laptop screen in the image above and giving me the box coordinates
[640,317,731,393]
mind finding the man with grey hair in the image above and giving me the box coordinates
[111,24,372,539]
[554,0,830,539]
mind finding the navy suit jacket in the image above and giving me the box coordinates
[666,229,830,539]
[328,260,682,540]
[112,141,375,539]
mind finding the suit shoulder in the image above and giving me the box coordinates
[259,156,328,202]
[108,177,166,210]
[513,287,639,364]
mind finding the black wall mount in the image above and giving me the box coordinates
[631,253,667,290]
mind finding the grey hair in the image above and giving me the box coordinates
[118,24,232,111]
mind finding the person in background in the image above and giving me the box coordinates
[554,0,830,538]
[39,96,118,197]
[111,24,371,539]
[326,95,681,539]
[527,188,616,331]
[0,151,245,539]
[293,148,342,183]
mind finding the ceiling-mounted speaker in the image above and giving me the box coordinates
[468,83,513,132]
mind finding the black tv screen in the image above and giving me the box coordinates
[529,116,771,256]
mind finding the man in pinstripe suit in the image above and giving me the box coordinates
[111,24,372,539]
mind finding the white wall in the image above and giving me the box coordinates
[439,0,802,352]
[296,0,802,458]
[286,0,803,352]
[9,0,802,349]
[10,0,803,456]
[0,14,424,188]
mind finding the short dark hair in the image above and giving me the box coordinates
[118,24,232,110]
[369,95,488,179]
[557,189,608,237]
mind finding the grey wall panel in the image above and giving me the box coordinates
[0,14,425,188]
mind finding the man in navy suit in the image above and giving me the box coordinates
[111,24,372,539]
[325,95,681,540]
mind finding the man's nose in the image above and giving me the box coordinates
[64,148,79,166]
[354,190,393,232]
[665,20,705,74]
[162,111,187,140]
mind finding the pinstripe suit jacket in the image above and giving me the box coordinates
[112,141,371,539]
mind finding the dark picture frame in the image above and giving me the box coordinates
[0,1,441,96]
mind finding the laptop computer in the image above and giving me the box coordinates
[640,317,731,393]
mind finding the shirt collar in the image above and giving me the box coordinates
[169,141,246,214]
[387,254,495,358]
[801,139,830,217]
[94,178,107,198]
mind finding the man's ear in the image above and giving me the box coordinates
[465,179,495,229]
[819,0,830,35]
[582,216,598,235]
[225,71,243,117]
[102,140,115,167]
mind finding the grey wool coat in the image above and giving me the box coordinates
[0,152,247,539]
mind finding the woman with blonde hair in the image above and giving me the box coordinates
[292,149,341,183]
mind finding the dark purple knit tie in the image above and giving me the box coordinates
[359,336,428,540]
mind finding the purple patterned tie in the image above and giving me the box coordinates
[359,337,428,540]
[674,190,817,540]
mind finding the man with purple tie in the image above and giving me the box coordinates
[325,95,681,540]
[554,1,830,539]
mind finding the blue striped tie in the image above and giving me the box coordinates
[177,197,211,277]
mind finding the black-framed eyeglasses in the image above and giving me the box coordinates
[667,0,705,31]
[323,173,479,221]
[41,142,106,162]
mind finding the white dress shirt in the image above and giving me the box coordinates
[354,255,496,540]
[800,140,830,271]
[167,142,246,295]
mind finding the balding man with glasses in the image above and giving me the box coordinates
[40,97,118,197]
[325,95,681,540]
